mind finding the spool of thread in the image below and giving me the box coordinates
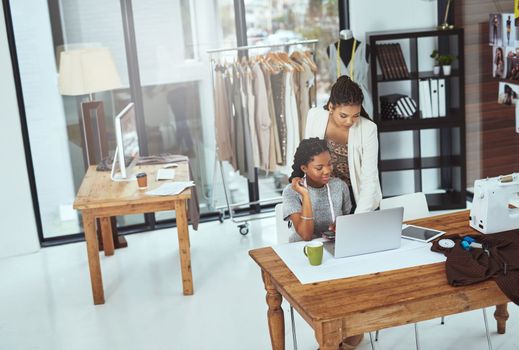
[461,240,471,250]
[463,236,476,244]
[469,242,483,249]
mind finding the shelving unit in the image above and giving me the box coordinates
[369,27,466,210]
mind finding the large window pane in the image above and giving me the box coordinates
[244,0,340,203]
[10,0,144,237]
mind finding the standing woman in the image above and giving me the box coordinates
[305,75,382,213]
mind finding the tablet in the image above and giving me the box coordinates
[401,224,445,243]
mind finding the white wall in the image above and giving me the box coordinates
[0,1,40,258]
[351,0,442,196]
[10,0,78,237]
[350,0,438,39]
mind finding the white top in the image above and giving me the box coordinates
[305,107,382,213]
[328,41,374,118]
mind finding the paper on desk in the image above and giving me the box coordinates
[145,181,194,196]
[272,238,446,284]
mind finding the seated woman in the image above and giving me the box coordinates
[282,138,364,348]
[282,138,352,242]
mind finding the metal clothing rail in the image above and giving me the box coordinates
[207,39,319,235]
[206,39,318,54]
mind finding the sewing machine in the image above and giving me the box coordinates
[470,173,519,234]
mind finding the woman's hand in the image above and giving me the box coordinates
[291,177,308,196]
[328,223,336,233]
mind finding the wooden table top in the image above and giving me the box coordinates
[250,211,510,334]
[74,162,191,210]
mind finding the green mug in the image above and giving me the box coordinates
[303,241,324,266]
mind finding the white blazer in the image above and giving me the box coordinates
[305,107,382,213]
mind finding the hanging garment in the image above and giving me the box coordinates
[239,64,256,182]
[223,68,237,170]
[270,70,287,165]
[279,71,300,174]
[328,41,374,118]
[214,66,234,166]
[262,65,280,172]
[296,61,313,139]
[252,62,271,171]
[232,65,247,174]
[244,64,261,169]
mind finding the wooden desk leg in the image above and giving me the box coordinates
[494,303,509,334]
[175,199,193,295]
[316,320,343,350]
[100,217,115,256]
[261,270,285,350]
[82,210,105,305]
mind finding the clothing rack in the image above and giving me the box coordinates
[207,39,318,235]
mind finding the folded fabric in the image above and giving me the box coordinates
[431,231,519,305]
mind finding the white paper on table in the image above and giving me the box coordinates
[156,168,176,181]
[272,238,446,284]
[145,181,195,196]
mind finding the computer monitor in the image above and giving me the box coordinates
[111,102,140,181]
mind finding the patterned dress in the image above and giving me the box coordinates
[326,138,351,187]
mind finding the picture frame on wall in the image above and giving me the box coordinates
[505,47,519,79]
[490,13,503,46]
[498,81,519,105]
[502,13,515,47]
[493,46,506,78]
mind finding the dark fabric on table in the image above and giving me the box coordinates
[431,231,519,305]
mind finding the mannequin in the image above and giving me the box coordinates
[327,29,369,68]
[327,29,373,118]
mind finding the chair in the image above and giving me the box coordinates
[377,192,493,350]
[275,203,291,244]
[380,192,429,221]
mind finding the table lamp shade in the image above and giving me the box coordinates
[58,47,122,96]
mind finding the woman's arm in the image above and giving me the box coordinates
[355,121,382,213]
[288,178,314,241]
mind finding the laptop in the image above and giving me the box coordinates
[324,207,404,258]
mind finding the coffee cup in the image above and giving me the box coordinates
[303,241,324,266]
[136,172,147,189]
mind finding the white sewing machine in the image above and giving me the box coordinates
[470,173,519,234]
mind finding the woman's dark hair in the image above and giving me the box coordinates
[324,75,364,111]
[289,138,329,181]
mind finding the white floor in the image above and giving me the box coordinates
[1,214,518,350]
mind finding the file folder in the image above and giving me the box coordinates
[419,79,432,118]
[430,79,439,118]
[438,79,446,117]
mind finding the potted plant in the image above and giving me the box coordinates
[439,54,455,76]
[430,50,441,75]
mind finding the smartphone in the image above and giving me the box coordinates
[322,230,335,240]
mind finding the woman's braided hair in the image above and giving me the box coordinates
[289,138,330,182]
[324,75,364,113]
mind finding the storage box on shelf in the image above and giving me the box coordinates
[369,27,466,210]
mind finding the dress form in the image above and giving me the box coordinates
[327,30,374,118]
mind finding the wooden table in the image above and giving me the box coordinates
[74,163,193,305]
[249,211,510,350]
